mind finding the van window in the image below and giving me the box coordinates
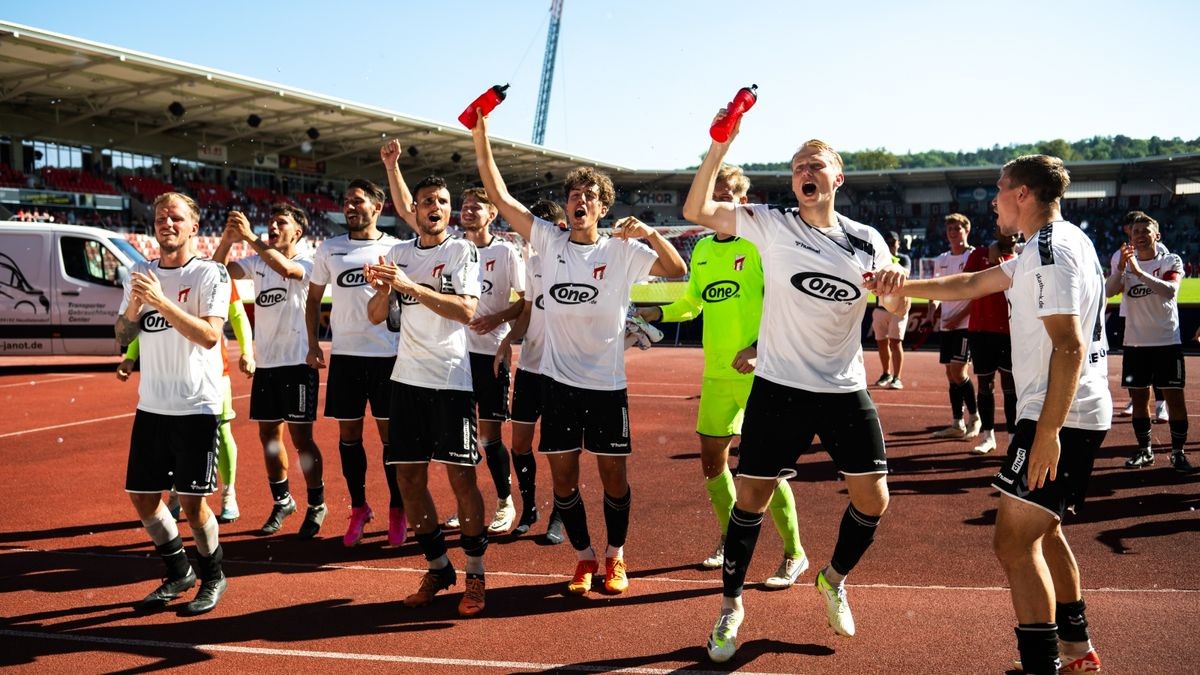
[62,236,123,287]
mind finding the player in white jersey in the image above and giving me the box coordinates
[215,203,330,538]
[683,114,904,662]
[1110,210,1173,422]
[493,199,568,542]
[459,188,526,534]
[115,192,232,615]
[364,175,489,617]
[1105,213,1194,472]
[928,214,980,439]
[470,110,686,597]
[306,179,405,548]
[879,155,1110,674]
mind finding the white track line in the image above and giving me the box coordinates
[0,394,250,439]
[0,374,92,388]
[5,546,1196,594]
[0,629,782,674]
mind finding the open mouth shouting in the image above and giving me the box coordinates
[801,182,818,197]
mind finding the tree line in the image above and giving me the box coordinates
[736,136,1200,172]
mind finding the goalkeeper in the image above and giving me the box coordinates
[635,164,806,587]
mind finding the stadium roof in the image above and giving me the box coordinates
[1,20,1199,202]
[0,21,631,196]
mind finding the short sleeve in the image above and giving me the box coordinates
[734,203,781,249]
[452,242,482,297]
[509,245,526,294]
[529,216,559,256]
[201,263,232,320]
[1030,246,1084,318]
[309,244,330,285]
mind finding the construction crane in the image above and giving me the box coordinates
[531,0,564,146]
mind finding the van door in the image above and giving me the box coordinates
[0,232,54,355]
[54,233,127,355]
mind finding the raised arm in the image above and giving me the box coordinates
[221,211,306,281]
[681,113,741,236]
[381,140,417,229]
[470,111,534,240]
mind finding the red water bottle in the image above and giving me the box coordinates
[459,84,510,129]
[709,84,758,143]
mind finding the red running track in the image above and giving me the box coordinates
[1,347,1197,673]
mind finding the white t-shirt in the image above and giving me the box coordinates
[240,253,313,368]
[467,237,525,355]
[310,233,401,357]
[530,217,658,390]
[933,247,975,330]
[385,237,481,391]
[1000,221,1111,430]
[734,205,891,392]
[120,257,230,416]
[1118,251,1183,346]
[1110,241,1170,317]
[519,252,546,375]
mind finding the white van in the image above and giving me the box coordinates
[0,222,146,356]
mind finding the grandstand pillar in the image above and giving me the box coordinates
[9,139,24,172]
[160,154,172,182]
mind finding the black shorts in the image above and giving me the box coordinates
[324,354,396,420]
[385,382,481,466]
[126,410,219,496]
[250,364,319,423]
[938,329,971,364]
[541,378,631,456]
[511,368,544,425]
[737,377,888,479]
[992,419,1107,518]
[470,352,511,422]
[967,332,1012,376]
[1121,344,1185,389]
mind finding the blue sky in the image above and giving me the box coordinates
[5,1,1199,169]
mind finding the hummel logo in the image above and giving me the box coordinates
[697,261,708,266]
[796,241,821,254]
[255,271,266,277]
[723,560,736,575]
[330,252,348,256]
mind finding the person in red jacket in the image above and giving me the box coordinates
[963,232,1020,454]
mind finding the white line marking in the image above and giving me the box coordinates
[0,395,250,439]
[0,628,782,674]
[0,374,92,388]
[5,546,1197,594]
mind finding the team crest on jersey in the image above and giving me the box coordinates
[593,264,606,280]
[485,259,495,272]
[177,287,191,303]
[733,255,745,271]
[432,264,445,278]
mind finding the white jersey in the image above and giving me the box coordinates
[310,233,401,356]
[530,217,658,390]
[385,237,481,391]
[735,205,891,393]
[1000,221,1111,431]
[120,257,230,416]
[1110,241,1170,317]
[467,237,525,355]
[519,252,547,375]
[240,253,313,368]
[1118,251,1183,346]
[933,247,975,330]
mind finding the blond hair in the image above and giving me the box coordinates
[716,164,750,197]
[151,192,200,221]
[793,139,844,171]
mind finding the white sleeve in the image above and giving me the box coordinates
[623,239,658,284]
[733,203,780,250]
[309,244,330,285]
[1031,246,1083,318]
[529,216,557,255]
[509,245,526,294]
[294,256,314,282]
[453,243,482,297]
[201,263,232,320]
